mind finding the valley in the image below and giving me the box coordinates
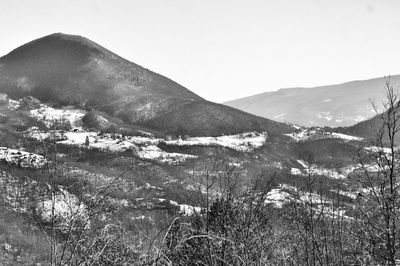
[0,91,377,263]
[0,33,397,265]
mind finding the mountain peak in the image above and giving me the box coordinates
[44,32,85,40]
[1,32,106,61]
[0,33,292,136]
[47,32,84,38]
[42,32,105,50]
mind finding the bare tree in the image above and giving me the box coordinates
[25,129,141,265]
[352,77,400,265]
[285,151,357,265]
[161,161,280,265]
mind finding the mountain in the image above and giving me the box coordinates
[338,109,400,145]
[339,114,383,141]
[224,76,400,127]
[0,33,292,136]
[0,33,387,264]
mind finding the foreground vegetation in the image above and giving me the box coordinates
[1,80,400,265]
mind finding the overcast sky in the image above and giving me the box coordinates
[1,0,400,102]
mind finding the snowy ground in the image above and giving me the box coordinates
[265,184,351,219]
[364,146,395,154]
[57,131,198,164]
[0,147,47,168]
[25,127,268,164]
[7,99,21,110]
[157,198,201,216]
[330,189,358,199]
[265,184,331,207]
[291,160,348,179]
[9,98,268,164]
[265,184,294,208]
[291,158,396,181]
[136,145,197,164]
[29,104,86,128]
[37,187,89,232]
[26,128,196,164]
[166,132,268,152]
[7,97,86,128]
[285,128,363,142]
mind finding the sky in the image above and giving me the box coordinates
[0,0,400,103]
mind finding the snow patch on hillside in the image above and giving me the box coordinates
[166,132,268,152]
[364,146,393,154]
[38,187,89,232]
[26,128,197,165]
[291,160,348,179]
[20,99,268,154]
[29,104,86,128]
[285,128,363,142]
[168,200,201,216]
[26,128,267,164]
[0,147,46,168]
[7,98,86,128]
[137,145,197,164]
[331,189,358,199]
[178,204,202,216]
[290,168,302,175]
[265,184,332,208]
[330,132,363,141]
[265,184,294,208]
[8,99,21,110]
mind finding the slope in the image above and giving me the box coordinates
[0,33,293,136]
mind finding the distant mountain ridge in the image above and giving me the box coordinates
[225,76,400,127]
[0,33,293,136]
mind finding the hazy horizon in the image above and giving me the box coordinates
[1,0,400,102]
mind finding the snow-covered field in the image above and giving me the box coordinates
[292,160,347,179]
[291,158,396,181]
[364,146,395,154]
[265,184,294,208]
[265,184,331,207]
[26,128,196,164]
[137,145,197,164]
[166,131,268,152]
[29,104,86,128]
[285,128,363,142]
[7,97,86,128]
[0,147,46,168]
[58,131,197,164]
[265,184,351,219]
[290,160,365,180]
[25,127,267,164]
[8,97,268,164]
